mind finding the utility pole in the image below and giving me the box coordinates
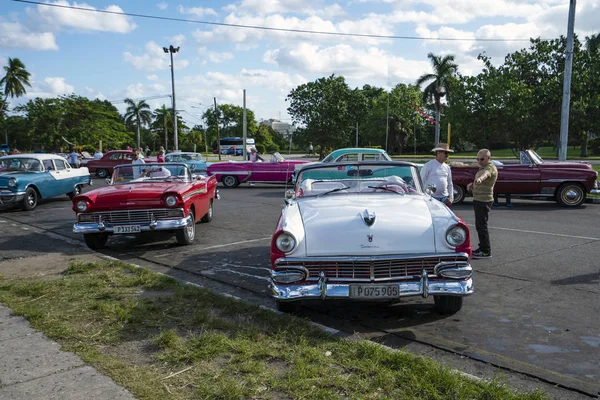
[243,89,247,160]
[412,112,417,155]
[385,91,389,152]
[559,0,577,161]
[356,122,359,147]
[163,111,168,153]
[163,45,180,151]
[214,97,221,161]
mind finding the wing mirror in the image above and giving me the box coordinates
[285,189,295,204]
[105,178,111,185]
[426,184,436,195]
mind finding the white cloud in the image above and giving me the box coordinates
[0,21,58,50]
[147,74,159,81]
[31,0,136,33]
[178,5,218,18]
[168,34,186,47]
[207,52,234,63]
[123,41,190,71]
[157,2,168,10]
[42,77,74,94]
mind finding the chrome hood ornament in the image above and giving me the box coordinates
[362,209,376,226]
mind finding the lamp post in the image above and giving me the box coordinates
[163,45,180,151]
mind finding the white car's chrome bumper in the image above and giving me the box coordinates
[73,215,192,234]
[270,270,474,301]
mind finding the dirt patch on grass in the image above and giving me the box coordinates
[0,253,106,279]
[102,338,157,367]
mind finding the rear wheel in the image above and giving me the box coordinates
[453,185,466,204]
[201,200,213,223]
[83,233,108,250]
[68,185,82,200]
[276,300,302,314]
[97,169,108,179]
[222,175,239,188]
[556,183,586,207]
[433,296,463,314]
[20,187,38,211]
[176,210,196,245]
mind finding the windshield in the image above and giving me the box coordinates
[529,150,544,164]
[296,163,422,198]
[0,157,44,172]
[165,153,203,162]
[112,163,191,184]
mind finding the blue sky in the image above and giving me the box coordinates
[1,0,599,128]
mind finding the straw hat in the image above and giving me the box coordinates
[431,143,454,153]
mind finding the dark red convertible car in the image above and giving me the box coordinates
[207,152,310,188]
[86,150,157,178]
[72,163,218,249]
[451,150,599,207]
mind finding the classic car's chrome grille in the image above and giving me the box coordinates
[277,255,468,280]
[78,208,184,224]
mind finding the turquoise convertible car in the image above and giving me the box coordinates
[0,154,92,211]
[164,152,211,173]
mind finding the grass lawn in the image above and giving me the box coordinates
[0,261,547,400]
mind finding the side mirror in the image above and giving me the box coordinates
[105,178,111,185]
[284,189,295,204]
[426,184,436,195]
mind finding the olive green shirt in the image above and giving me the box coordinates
[472,162,497,202]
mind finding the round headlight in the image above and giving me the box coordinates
[8,178,17,188]
[276,232,296,253]
[76,200,88,212]
[165,195,177,207]
[446,225,467,246]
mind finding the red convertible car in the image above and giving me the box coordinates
[206,152,310,188]
[451,150,599,207]
[72,163,218,249]
[86,150,157,178]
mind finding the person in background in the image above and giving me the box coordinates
[67,147,80,168]
[131,150,145,179]
[137,147,145,158]
[93,149,103,159]
[248,147,264,162]
[144,146,151,158]
[308,143,314,155]
[420,143,454,207]
[157,150,165,163]
[467,149,498,259]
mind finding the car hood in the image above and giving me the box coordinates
[298,195,438,256]
[85,183,184,208]
[0,171,36,179]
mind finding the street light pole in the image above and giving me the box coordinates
[163,45,180,151]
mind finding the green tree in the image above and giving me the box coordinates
[151,105,172,150]
[123,98,152,149]
[1,57,32,101]
[416,53,458,145]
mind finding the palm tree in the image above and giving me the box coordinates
[416,53,458,145]
[153,105,172,152]
[123,98,152,149]
[1,57,32,101]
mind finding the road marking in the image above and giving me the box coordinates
[219,262,271,273]
[468,224,600,241]
[199,237,272,251]
[206,266,271,282]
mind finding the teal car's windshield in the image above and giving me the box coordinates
[296,164,421,198]
[165,153,204,162]
[112,163,191,184]
[0,157,44,172]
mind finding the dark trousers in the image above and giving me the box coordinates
[473,200,492,253]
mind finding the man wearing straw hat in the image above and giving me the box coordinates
[420,143,454,207]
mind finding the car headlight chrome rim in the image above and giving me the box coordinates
[165,195,177,207]
[446,225,467,246]
[76,200,88,212]
[275,232,296,253]
[8,178,16,188]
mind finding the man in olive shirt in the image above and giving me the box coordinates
[467,149,498,259]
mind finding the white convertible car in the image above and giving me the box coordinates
[269,161,474,314]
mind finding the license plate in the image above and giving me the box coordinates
[349,284,399,299]
[114,225,141,234]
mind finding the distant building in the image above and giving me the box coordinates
[260,119,296,137]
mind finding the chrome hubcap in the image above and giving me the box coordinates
[186,218,195,238]
[224,176,235,186]
[563,187,582,204]
[28,194,35,206]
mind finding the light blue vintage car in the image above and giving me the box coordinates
[0,154,92,211]
[164,152,210,173]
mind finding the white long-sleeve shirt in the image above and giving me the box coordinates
[420,159,454,202]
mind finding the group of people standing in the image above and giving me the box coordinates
[421,143,498,259]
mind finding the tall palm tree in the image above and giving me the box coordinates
[416,53,458,145]
[123,98,152,149]
[1,57,32,101]
[153,105,172,151]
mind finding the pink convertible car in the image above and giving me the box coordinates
[207,152,310,188]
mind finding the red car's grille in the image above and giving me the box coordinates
[276,255,468,280]
[78,208,184,224]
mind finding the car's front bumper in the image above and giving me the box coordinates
[73,215,192,234]
[0,190,26,205]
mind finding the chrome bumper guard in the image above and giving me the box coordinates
[270,258,474,301]
[73,215,192,234]
[0,190,26,205]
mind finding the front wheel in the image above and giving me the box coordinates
[452,185,466,204]
[21,187,38,211]
[97,169,108,179]
[433,295,463,314]
[68,185,82,200]
[221,175,239,188]
[201,200,213,223]
[556,183,586,207]
[276,300,302,314]
[83,233,108,250]
[176,210,196,245]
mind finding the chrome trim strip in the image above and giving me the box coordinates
[73,215,192,234]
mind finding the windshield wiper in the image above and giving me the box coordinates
[367,185,405,194]
[318,185,351,196]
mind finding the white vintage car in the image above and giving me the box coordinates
[269,161,474,314]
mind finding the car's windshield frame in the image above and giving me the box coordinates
[110,162,192,185]
[0,157,46,172]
